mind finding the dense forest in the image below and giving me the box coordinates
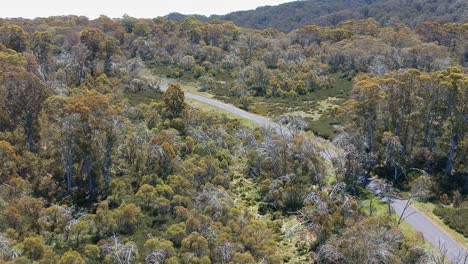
[167,0,468,32]
[0,6,467,264]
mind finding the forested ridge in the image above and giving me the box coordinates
[0,8,466,264]
[167,0,468,32]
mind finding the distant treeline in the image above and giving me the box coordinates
[167,0,468,32]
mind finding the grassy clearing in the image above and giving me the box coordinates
[124,90,164,106]
[229,76,352,139]
[147,64,352,139]
[177,82,215,98]
[147,64,198,83]
[186,98,256,128]
[412,201,468,248]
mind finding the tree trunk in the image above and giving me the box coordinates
[103,139,113,195]
[84,154,93,199]
[65,146,74,193]
[25,113,34,152]
[104,56,112,76]
[408,126,417,157]
[429,125,441,153]
[423,112,433,148]
[368,119,376,168]
[445,126,458,178]
[401,119,410,160]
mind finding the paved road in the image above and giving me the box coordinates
[161,83,285,131]
[368,180,467,263]
[161,83,467,263]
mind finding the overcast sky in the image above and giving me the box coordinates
[1,0,293,19]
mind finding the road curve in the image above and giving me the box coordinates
[392,200,466,262]
[368,180,467,263]
[161,83,467,263]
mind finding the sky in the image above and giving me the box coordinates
[0,0,293,19]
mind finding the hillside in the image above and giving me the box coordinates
[167,0,468,31]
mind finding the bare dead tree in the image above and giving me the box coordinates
[0,235,19,261]
[397,198,416,227]
[302,191,329,230]
[145,249,167,264]
[234,128,257,154]
[452,250,468,264]
[398,173,434,226]
[275,114,307,137]
[317,223,403,264]
[214,241,235,264]
[194,187,234,221]
[332,132,368,185]
[421,240,468,264]
[329,182,353,220]
[317,244,345,263]
[101,235,139,264]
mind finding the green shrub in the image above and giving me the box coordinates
[167,68,183,78]
[433,206,468,237]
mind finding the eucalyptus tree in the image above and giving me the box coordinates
[0,70,48,152]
